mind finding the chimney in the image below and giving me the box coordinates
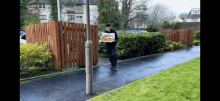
[174,16,176,19]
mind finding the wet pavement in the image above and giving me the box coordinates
[20,46,200,101]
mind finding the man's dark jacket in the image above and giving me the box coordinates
[104,29,118,46]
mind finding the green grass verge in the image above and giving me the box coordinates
[89,57,200,101]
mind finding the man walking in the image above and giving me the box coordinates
[104,24,118,71]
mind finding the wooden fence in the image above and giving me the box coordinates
[25,21,99,70]
[159,29,194,47]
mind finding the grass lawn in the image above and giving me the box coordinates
[89,57,200,101]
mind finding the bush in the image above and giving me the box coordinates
[172,22,181,29]
[20,42,53,75]
[20,17,40,31]
[98,24,106,32]
[160,21,180,30]
[194,30,200,40]
[166,44,175,51]
[163,40,186,52]
[145,25,159,32]
[193,40,200,46]
[172,42,182,50]
[98,32,166,60]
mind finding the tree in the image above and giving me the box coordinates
[147,3,176,27]
[178,13,188,20]
[48,0,62,21]
[119,0,150,30]
[97,0,123,30]
[20,0,41,30]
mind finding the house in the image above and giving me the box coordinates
[170,16,183,23]
[28,0,99,25]
[184,8,200,22]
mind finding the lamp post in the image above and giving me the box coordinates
[85,0,93,95]
[57,0,60,21]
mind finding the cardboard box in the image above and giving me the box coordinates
[99,33,115,42]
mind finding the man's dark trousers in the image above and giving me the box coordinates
[106,45,117,67]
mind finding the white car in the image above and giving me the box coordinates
[20,33,26,44]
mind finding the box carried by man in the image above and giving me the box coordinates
[99,32,115,42]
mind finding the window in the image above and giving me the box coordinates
[195,10,197,14]
[39,4,45,9]
[75,9,83,14]
[75,16,82,23]
[76,4,82,7]
[68,15,75,21]
[39,15,47,20]
[76,16,82,18]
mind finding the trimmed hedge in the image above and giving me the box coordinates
[99,32,167,60]
[99,32,188,60]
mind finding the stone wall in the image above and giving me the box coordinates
[179,22,200,31]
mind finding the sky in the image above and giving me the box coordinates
[149,0,200,16]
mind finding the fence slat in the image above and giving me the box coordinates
[78,24,82,67]
[75,24,80,66]
[81,24,85,67]
[67,22,73,67]
[59,22,65,68]
[63,22,68,68]
[71,23,76,67]
[55,21,61,70]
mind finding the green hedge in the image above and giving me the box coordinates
[98,32,188,60]
[99,32,167,60]
[194,30,200,40]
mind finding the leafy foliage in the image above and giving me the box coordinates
[98,32,167,60]
[97,0,122,30]
[145,25,159,32]
[194,30,200,40]
[172,22,181,29]
[193,40,200,46]
[160,21,181,30]
[20,42,53,75]
[163,40,184,51]
[48,0,62,21]
[21,17,41,31]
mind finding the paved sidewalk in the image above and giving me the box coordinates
[20,46,200,101]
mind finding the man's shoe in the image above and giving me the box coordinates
[113,67,117,71]
[110,66,114,70]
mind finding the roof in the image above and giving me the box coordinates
[172,17,183,22]
[186,9,200,18]
[29,0,99,5]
